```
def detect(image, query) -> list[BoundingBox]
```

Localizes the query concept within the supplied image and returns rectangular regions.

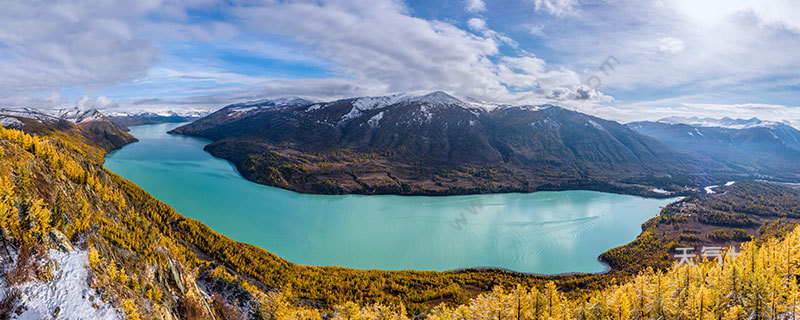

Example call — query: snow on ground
[585,120,607,132]
[724,181,736,186]
[0,108,60,124]
[402,91,462,106]
[10,249,120,320]
[341,91,500,123]
[651,188,670,194]
[227,106,260,117]
[704,185,719,194]
[0,117,24,128]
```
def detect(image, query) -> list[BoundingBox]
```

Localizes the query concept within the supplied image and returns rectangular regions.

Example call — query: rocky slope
[172,92,702,196]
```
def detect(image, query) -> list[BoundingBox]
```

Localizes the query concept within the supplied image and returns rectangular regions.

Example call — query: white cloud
[467,18,488,32]
[0,0,236,100]
[230,0,596,104]
[464,0,487,13]
[672,0,800,33]
[6,0,796,126]
[76,96,118,110]
[543,0,800,101]
[532,0,580,16]
[0,2,157,98]
[0,93,70,109]
[658,37,685,54]
[526,24,546,37]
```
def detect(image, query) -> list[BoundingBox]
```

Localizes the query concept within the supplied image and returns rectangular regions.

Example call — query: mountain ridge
[628,120,800,182]
[0,107,136,154]
[171,92,707,196]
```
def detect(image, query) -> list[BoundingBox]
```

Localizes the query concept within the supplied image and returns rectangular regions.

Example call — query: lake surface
[104,123,678,274]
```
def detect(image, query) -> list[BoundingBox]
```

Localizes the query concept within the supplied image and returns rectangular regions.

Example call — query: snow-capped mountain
[652,115,800,152]
[0,106,136,150]
[629,119,800,180]
[0,107,63,127]
[658,116,789,129]
[49,107,106,124]
[103,108,210,118]
[103,109,210,128]
[306,91,504,120]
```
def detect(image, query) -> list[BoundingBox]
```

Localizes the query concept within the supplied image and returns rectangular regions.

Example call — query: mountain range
[106,111,206,128]
[171,91,710,196]
[0,107,136,153]
[628,117,800,181]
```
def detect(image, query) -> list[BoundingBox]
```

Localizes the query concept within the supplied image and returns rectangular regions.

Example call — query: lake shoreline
[158,128,694,200]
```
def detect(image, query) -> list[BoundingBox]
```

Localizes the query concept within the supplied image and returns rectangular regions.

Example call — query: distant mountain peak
[0,107,62,125]
[51,107,105,124]
[229,96,315,109]
[401,91,463,105]
[657,116,783,129]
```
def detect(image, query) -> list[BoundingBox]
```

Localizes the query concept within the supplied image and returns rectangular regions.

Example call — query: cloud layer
[0,0,798,127]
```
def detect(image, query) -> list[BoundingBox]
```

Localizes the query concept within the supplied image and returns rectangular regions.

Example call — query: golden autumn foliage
[423,228,800,320]
[26,199,51,241]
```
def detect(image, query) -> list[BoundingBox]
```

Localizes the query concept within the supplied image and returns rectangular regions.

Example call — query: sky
[0,0,799,124]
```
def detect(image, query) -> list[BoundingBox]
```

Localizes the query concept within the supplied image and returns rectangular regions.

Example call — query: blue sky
[1,0,799,125]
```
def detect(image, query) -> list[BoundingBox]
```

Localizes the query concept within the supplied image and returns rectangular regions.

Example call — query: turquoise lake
[104,122,678,274]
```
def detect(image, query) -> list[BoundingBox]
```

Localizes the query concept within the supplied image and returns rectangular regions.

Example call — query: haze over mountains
[629,117,800,181]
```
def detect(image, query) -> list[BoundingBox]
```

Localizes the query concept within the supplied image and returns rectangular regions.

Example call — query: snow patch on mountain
[586,120,606,132]
[227,107,260,117]
[0,108,61,124]
[0,117,24,128]
[339,94,411,122]
[230,96,314,109]
[49,107,106,123]
[340,91,494,123]
[659,116,786,129]
[223,97,315,119]
[401,91,462,106]
[104,109,210,118]
[415,105,434,123]
[367,111,384,128]
[2,249,121,320]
